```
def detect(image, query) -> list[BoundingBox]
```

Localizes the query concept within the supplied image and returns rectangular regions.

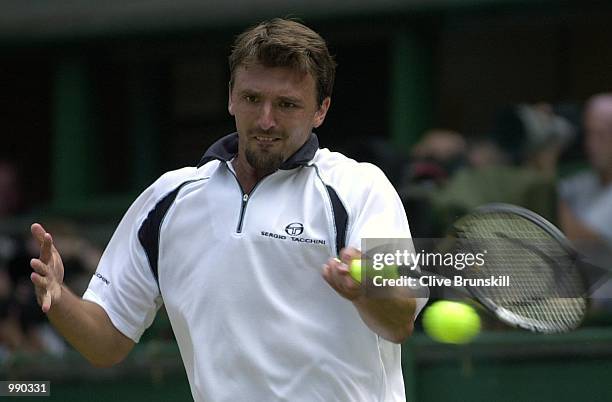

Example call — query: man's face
[584,104,612,175]
[229,64,330,174]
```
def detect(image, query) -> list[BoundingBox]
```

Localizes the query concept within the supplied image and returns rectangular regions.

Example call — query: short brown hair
[229,18,336,106]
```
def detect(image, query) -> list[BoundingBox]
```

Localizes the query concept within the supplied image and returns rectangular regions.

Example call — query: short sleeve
[345,164,412,247]
[83,183,165,342]
[344,164,427,318]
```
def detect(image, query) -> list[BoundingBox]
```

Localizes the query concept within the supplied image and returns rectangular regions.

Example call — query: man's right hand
[30,223,65,313]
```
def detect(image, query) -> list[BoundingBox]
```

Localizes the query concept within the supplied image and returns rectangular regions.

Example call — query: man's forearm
[47,286,134,367]
[352,293,416,343]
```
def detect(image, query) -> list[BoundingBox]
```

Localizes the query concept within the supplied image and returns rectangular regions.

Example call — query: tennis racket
[357,203,601,334]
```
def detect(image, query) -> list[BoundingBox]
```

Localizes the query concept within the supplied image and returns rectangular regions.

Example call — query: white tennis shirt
[84,133,424,401]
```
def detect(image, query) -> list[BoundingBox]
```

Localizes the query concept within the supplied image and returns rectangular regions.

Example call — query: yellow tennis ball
[422,301,481,344]
[349,259,362,283]
[349,259,399,284]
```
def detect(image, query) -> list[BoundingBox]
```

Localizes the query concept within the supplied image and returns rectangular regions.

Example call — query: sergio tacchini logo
[260,222,325,245]
[285,222,304,236]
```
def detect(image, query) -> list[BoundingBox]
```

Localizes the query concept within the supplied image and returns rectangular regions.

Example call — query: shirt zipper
[237,193,249,233]
[226,163,270,234]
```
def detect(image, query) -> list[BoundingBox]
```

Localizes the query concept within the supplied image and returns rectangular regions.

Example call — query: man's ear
[313,97,331,128]
[228,83,235,116]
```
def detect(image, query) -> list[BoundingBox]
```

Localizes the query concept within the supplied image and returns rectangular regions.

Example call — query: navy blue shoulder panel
[138,179,202,284]
[325,185,348,255]
[309,164,349,255]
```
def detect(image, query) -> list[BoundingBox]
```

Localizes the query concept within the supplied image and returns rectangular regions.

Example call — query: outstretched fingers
[30,270,46,286]
[30,223,60,313]
[30,270,53,312]
[31,223,55,263]
[30,257,48,276]
[40,233,54,263]
[31,223,46,243]
[41,290,52,313]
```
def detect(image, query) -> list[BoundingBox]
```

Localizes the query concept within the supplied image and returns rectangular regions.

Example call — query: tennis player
[29,18,425,401]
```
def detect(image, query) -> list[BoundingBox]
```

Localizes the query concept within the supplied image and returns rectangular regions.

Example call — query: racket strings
[452,212,587,333]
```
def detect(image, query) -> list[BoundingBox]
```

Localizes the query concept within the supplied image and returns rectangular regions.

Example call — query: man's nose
[257,102,276,131]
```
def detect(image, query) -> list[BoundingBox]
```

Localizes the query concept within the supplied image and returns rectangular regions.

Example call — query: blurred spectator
[492,102,576,178]
[399,129,468,237]
[429,103,576,231]
[407,129,467,186]
[558,94,612,245]
[558,94,612,317]
[466,138,508,169]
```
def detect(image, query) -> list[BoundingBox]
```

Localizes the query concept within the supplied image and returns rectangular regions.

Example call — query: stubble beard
[245,145,286,175]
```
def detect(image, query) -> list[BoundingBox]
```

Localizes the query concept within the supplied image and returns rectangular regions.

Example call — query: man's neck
[231,157,269,194]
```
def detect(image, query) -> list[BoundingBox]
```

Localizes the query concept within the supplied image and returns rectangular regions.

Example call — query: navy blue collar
[198,132,319,169]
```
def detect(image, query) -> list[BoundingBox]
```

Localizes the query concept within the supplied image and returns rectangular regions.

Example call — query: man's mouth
[254,136,281,143]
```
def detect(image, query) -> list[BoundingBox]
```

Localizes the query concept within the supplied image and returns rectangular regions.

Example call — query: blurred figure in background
[559,94,612,245]
[466,138,509,169]
[401,129,468,237]
[494,103,576,178]
[408,129,467,186]
[558,94,612,318]
[430,103,576,232]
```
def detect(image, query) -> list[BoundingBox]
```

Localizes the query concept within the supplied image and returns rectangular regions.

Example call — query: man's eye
[244,95,258,103]
[280,101,297,109]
